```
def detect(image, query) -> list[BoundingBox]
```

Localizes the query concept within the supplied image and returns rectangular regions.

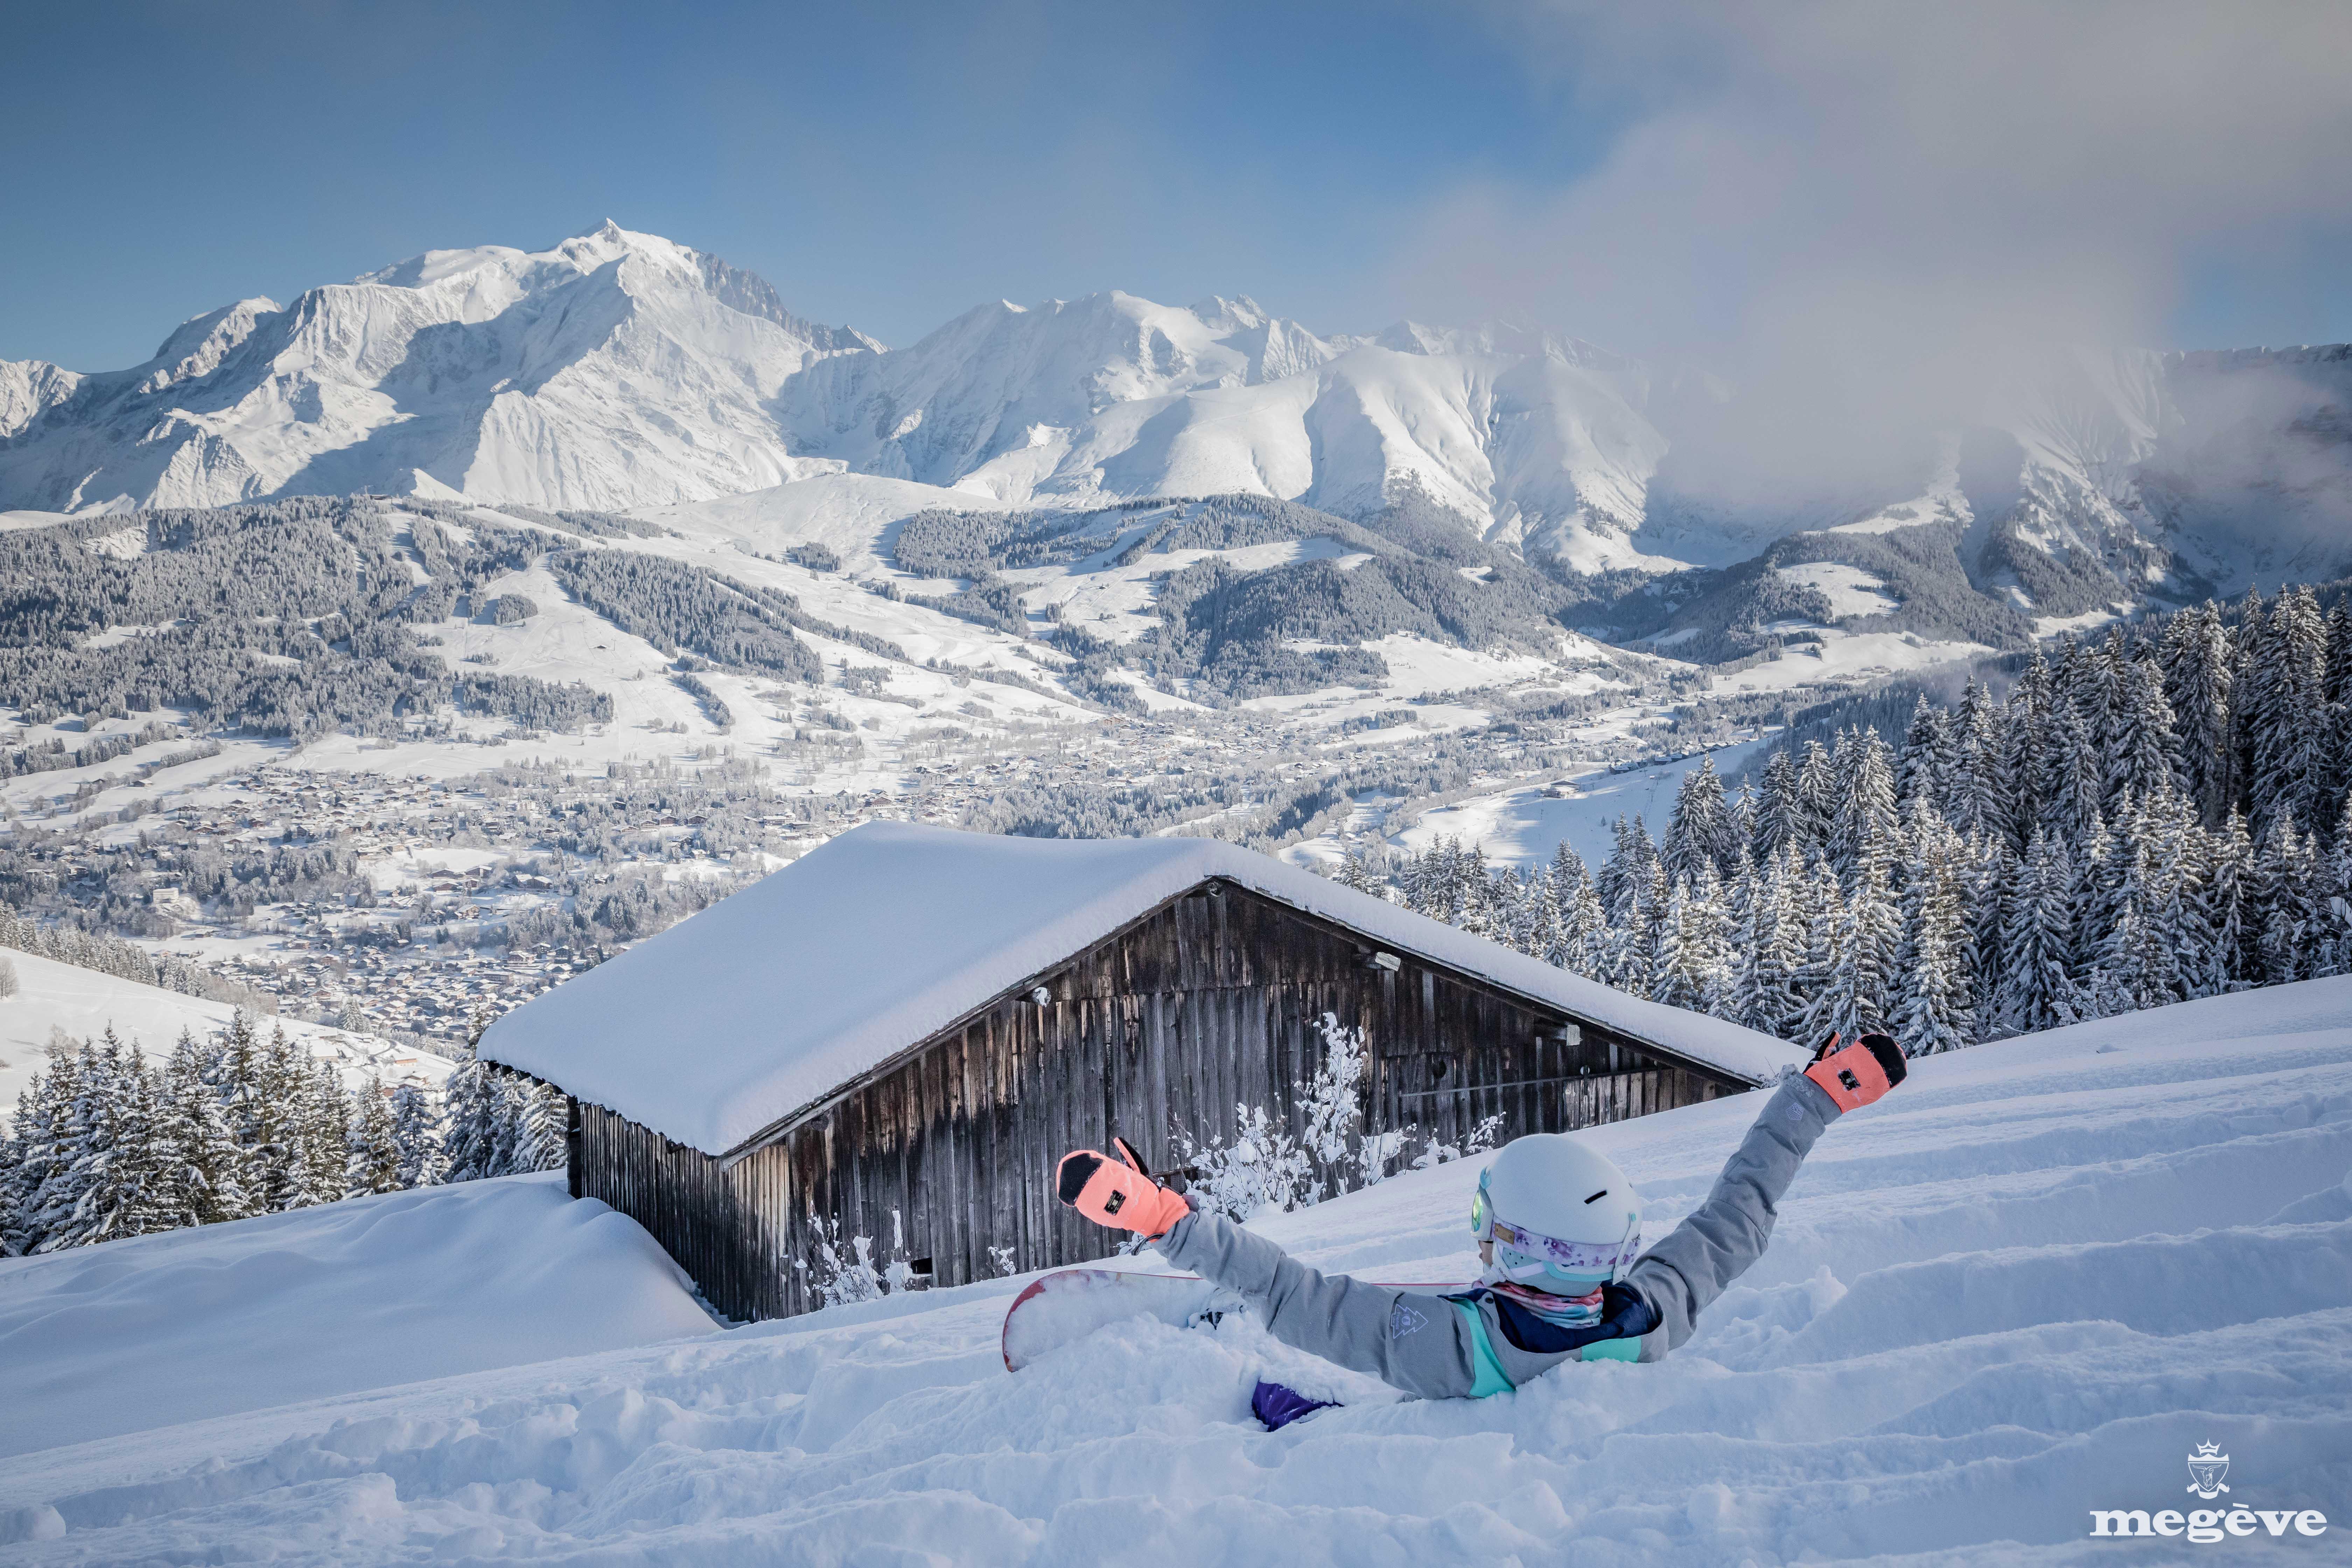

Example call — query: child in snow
[1055,1031,1906,1414]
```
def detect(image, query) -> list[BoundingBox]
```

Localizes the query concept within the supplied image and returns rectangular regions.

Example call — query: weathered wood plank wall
[573,882,1748,1323]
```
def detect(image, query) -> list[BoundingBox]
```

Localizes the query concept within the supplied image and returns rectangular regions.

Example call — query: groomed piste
[2,978,2348,1563]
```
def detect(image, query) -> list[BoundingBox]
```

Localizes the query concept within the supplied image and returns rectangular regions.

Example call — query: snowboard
[1001,1267,1466,1372]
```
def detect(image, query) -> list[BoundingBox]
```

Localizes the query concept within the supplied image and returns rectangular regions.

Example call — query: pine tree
[2243,587,2331,833]
[1662,756,1735,884]
[1896,696,1954,812]
[2107,656,2184,808]
[345,1079,402,1198]
[152,1029,247,1227]
[1896,804,1975,1054]
[1999,654,2052,850]
[2160,601,2235,826]
[1742,848,1808,1039]
[1752,747,1805,863]
[1994,830,2077,1036]
[1830,729,1899,882]
[2209,808,2258,992]
[1947,679,2005,840]
[1793,858,1848,1047]
[389,1083,447,1189]
[26,1042,101,1252]
[1792,740,1838,862]
[1330,849,1389,900]
[2039,702,2104,850]
[440,1058,505,1183]
[289,1057,353,1209]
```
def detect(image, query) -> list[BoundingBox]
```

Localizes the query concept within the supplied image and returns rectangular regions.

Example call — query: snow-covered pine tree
[1994,829,2076,1036]
[2209,808,2258,992]
[1946,679,2005,841]
[1,1054,79,1256]
[2242,587,2331,834]
[1999,654,2053,851]
[438,1058,504,1183]
[153,1029,247,1227]
[1331,849,1388,900]
[2249,812,2317,988]
[2038,702,2105,852]
[290,1056,353,1209]
[1741,848,1808,1040]
[2160,601,2235,826]
[1559,869,1611,982]
[24,1041,102,1252]
[1647,877,1693,1011]
[1662,756,1735,885]
[514,1080,569,1174]
[388,1082,446,1189]
[1791,740,1838,862]
[1831,729,1899,884]
[1894,803,1975,1053]
[1896,696,1954,812]
[1752,747,1805,863]
[2107,656,2184,808]
[345,1079,402,1198]
[1793,857,1847,1048]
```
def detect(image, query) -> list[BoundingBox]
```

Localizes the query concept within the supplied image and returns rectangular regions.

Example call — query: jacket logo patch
[1390,1300,1428,1338]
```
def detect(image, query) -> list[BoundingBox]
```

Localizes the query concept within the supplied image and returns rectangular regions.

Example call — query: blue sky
[4,2,2346,373]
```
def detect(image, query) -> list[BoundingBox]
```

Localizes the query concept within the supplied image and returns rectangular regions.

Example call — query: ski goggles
[1472,1173,1642,1278]
[1490,1219,1643,1279]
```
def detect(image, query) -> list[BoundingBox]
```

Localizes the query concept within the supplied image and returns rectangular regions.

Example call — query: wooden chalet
[481,822,1800,1322]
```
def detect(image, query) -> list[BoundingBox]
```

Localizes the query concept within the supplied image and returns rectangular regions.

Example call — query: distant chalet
[482,823,1800,1322]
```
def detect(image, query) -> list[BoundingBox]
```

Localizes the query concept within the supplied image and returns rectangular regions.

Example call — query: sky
[3,0,2348,384]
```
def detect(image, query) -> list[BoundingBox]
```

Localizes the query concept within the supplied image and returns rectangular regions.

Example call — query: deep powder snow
[1,979,2348,1562]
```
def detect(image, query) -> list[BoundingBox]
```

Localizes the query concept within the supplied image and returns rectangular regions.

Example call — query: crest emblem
[2186,1441,2230,1500]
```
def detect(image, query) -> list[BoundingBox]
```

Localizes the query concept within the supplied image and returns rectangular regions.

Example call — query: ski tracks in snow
[4,982,2351,1563]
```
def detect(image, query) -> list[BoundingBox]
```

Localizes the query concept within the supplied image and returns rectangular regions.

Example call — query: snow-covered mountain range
[5,222,2347,610]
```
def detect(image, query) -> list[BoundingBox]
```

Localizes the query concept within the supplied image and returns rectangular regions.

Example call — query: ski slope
[2,979,2348,1561]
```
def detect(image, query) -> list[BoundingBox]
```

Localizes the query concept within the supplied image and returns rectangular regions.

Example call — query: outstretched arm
[1155,1202,1484,1401]
[1054,1141,1482,1399]
[1628,1032,1904,1357]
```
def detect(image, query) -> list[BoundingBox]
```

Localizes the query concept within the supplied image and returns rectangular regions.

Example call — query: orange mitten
[1803,1031,1907,1112]
[1055,1137,1191,1238]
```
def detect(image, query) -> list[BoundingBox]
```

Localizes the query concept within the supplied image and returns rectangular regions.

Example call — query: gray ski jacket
[1154,1069,1841,1400]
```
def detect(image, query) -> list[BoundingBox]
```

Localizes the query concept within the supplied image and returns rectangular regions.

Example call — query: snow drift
[0,1172,712,1460]
[2,976,2347,1561]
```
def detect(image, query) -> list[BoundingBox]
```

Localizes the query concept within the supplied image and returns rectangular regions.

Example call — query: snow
[480,822,1801,1157]
[1391,741,1771,873]
[5,976,2349,1561]
[1772,561,1898,618]
[0,1172,714,1460]
[0,947,449,1124]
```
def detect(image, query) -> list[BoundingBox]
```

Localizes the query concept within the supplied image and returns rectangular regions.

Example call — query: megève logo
[2090,1442,2329,1543]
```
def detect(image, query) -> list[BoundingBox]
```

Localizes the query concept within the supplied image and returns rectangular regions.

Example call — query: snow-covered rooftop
[481,821,1804,1156]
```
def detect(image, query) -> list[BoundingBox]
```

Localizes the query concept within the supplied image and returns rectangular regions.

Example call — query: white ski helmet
[1471,1134,1642,1291]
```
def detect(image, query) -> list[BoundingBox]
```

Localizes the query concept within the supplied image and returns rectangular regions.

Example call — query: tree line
[0,1013,563,1258]
[1344,587,2352,1052]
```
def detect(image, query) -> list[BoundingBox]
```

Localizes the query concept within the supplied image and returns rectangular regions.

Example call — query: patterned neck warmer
[1483,1277,1606,1329]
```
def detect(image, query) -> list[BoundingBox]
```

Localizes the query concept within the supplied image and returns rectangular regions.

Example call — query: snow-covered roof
[481,822,1803,1157]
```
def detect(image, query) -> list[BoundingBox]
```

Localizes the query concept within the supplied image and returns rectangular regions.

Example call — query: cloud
[1393,1,2352,504]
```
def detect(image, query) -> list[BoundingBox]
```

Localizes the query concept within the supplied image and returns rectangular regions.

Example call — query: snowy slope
[0,1172,713,1460]
[4,977,2345,1561]
[0,947,452,1124]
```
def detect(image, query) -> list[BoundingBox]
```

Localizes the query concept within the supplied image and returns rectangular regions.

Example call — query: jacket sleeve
[1626,1069,1839,1359]
[1154,1202,1483,1400]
